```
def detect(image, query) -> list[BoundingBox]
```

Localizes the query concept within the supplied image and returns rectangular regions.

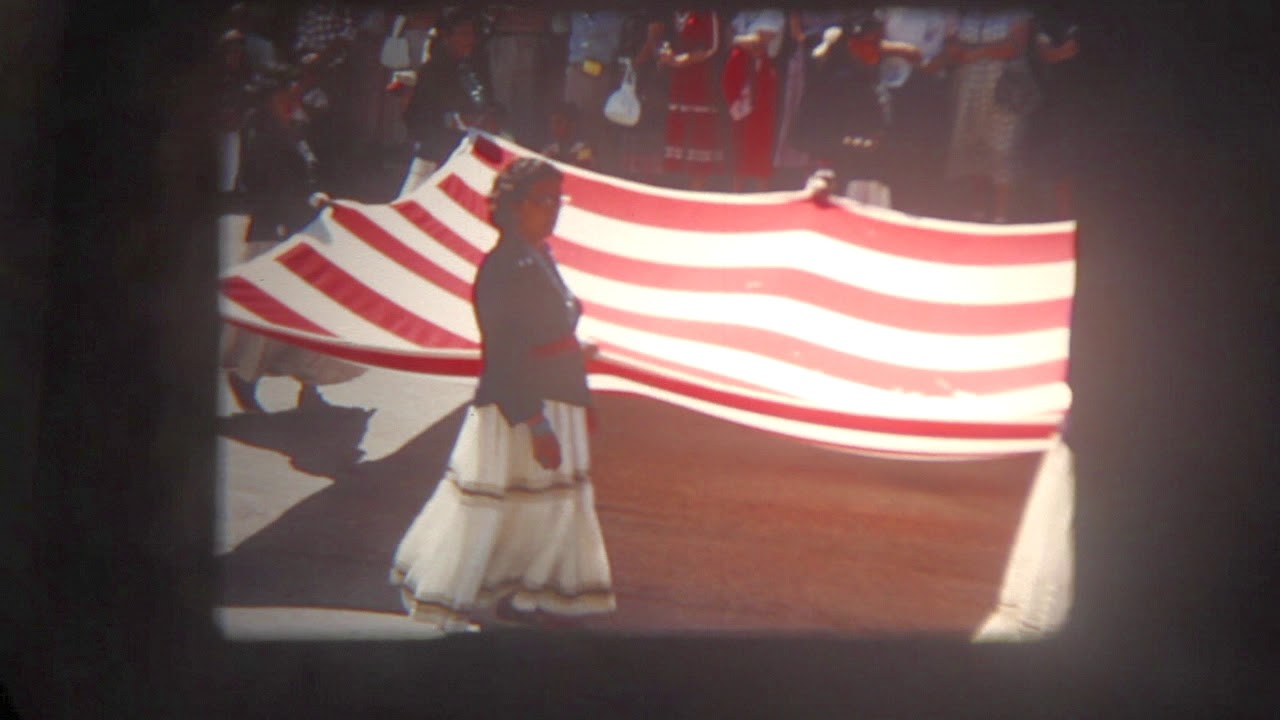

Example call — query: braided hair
[489,157,564,236]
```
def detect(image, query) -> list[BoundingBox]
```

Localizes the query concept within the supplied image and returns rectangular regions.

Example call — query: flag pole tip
[308,192,333,209]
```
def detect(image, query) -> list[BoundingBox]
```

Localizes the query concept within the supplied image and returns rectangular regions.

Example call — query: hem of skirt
[443,468,593,502]
[664,147,724,162]
[391,568,617,620]
[398,587,482,631]
[668,103,719,114]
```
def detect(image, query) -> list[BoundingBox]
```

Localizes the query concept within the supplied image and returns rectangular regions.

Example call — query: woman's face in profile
[515,176,563,244]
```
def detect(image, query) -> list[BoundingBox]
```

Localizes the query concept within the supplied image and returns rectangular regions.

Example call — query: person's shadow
[216,400,469,614]
[218,396,373,478]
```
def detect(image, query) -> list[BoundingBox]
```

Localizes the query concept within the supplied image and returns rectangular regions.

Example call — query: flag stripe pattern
[221,132,1076,460]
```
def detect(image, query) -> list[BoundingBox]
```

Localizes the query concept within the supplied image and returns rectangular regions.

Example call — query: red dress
[721,46,778,180]
[663,11,724,176]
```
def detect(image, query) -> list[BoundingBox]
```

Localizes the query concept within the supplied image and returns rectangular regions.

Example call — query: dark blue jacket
[472,237,592,425]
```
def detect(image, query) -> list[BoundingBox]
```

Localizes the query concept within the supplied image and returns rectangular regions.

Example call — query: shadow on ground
[216,401,468,614]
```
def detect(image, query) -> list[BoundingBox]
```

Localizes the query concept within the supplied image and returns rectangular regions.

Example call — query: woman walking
[659,9,724,190]
[943,8,1035,222]
[399,7,495,197]
[721,13,782,191]
[389,157,615,632]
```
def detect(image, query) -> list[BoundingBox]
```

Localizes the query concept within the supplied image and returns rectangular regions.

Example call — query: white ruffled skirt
[390,401,615,631]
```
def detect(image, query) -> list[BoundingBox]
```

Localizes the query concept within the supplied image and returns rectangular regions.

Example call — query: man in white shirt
[563,11,627,175]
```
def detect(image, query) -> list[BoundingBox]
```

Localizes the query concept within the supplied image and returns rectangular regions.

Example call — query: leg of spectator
[565,64,610,173]
[489,37,519,138]
[227,373,264,413]
[513,35,544,145]
[970,176,991,221]
[543,40,569,146]
[992,180,1011,223]
[1055,177,1074,219]
[590,70,619,174]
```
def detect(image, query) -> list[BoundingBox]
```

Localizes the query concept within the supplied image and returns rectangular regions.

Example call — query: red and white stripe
[221,132,1076,460]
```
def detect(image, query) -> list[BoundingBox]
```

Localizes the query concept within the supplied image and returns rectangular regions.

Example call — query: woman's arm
[525,412,562,470]
[992,18,1031,61]
[662,11,720,67]
[1036,33,1079,64]
[810,24,842,63]
[722,43,748,102]
[731,31,764,53]
[879,39,924,64]
[985,17,1032,61]
[635,20,665,64]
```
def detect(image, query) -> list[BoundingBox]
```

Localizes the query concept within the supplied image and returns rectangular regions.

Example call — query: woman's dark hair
[424,6,482,64]
[436,6,481,37]
[489,157,563,234]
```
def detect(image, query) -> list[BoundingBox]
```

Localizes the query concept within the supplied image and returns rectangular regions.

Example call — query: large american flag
[220,132,1075,460]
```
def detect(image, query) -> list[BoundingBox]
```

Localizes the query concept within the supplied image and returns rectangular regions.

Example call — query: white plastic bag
[603,59,640,127]
[380,15,411,70]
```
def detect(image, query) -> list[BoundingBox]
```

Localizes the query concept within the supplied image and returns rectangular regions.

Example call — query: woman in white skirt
[389,157,615,632]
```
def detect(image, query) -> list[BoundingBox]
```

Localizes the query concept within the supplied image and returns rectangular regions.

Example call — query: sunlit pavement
[213,605,446,641]
[215,369,474,556]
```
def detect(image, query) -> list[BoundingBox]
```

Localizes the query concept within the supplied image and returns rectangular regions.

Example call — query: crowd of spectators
[214,3,1083,243]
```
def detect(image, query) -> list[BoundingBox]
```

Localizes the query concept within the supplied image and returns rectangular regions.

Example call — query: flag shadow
[216,402,469,615]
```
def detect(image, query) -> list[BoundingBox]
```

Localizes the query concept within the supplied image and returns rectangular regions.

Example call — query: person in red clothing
[659,10,724,190]
[722,29,779,191]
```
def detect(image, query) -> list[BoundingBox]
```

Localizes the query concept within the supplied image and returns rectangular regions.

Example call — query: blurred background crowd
[214,3,1084,243]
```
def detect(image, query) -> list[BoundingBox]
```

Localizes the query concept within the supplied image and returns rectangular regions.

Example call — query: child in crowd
[539,101,596,169]
[479,101,516,141]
